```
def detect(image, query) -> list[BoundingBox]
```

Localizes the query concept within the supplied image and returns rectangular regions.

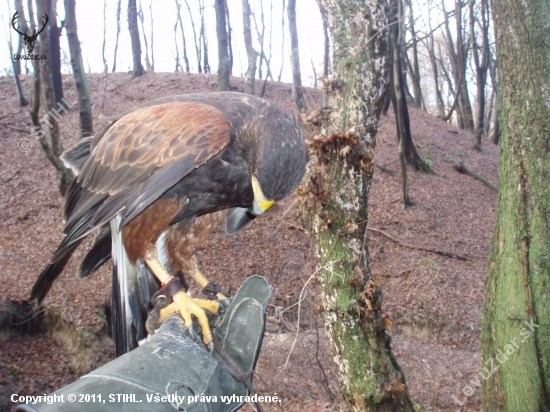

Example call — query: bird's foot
[158,290,220,350]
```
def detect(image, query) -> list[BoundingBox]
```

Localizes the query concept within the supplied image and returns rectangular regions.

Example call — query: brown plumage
[32,92,307,356]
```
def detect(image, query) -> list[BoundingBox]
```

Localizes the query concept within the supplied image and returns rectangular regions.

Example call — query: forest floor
[0,72,499,411]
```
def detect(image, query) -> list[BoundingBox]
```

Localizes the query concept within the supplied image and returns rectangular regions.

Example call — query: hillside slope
[0,72,498,411]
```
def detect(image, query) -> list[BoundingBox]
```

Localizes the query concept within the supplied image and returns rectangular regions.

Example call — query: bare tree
[128,0,145,76]
[225,1,233,74]
[488,55,499,144]
[423,20,446,118]
[34,0,73,194]
[316,0,330,105]
[175,0,190,72]
[112,0,121,72]
[403,0,423,109]
[184,0,201,72]
[242,0,257,94]
[13,0,26,75]
[102,0,108,73]
[389,0,433,199]
[469,0,490,150]
[48,0,63,105]
[442,0,474,131]
[138,0,152,71]
[287,0,306,112]
[277,0,286,82]
[390,0,411,207]
[259,0,274,97]
[214,0,230,90]
[173,20,182,72]
[198,0,210,73]
[64,0,93,137]
[149,0,154,71]
[252,0,266,80]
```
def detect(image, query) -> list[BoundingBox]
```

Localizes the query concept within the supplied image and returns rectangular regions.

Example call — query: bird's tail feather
[31,240,83,304]
[110,215,156,357]
[78,225,112,278]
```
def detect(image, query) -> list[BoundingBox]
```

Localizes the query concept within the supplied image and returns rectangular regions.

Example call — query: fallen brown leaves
[0,73,498,411]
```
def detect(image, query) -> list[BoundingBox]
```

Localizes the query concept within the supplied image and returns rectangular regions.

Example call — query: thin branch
[453,162,498,192]
[367,227,471,260]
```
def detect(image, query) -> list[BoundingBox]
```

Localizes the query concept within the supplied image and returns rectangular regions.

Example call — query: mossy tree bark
[301,0,413,410]
[480,0,550,409]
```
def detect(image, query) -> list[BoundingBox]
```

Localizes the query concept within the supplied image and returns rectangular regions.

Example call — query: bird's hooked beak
[250,175,274,215]
[225,176,274,235]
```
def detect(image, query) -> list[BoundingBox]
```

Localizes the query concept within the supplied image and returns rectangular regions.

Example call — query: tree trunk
[316,0,330,106]
[175,0,190,72]
[404,0,422,109]
[149,0,154,71]
[479,0,550,408]
[102,0,108,73]
[138,0,152,71]
[48,0,63,105]
[225,1,233,75]
[242,0,258,94]
[173,21,182,72]
[35,0,73,195]
[389,0,433,175]
[302,1,414,410]
[112,0,122,72]
[184,0,201,72]
[64,0,94,137]
[287,0,306,112]
[425,29,445,118]
[215,0,230,91]
[470,0,490,151]
[13,0,25,75]
[390,0,410,207]
[442,0,475,132]
[128,0,145,77]
[277,0,286,82]
[252,0,266,80]
[199,0,210,73]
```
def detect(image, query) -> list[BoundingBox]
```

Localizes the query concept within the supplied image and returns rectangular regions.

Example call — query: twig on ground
[367,226,471,261]
[2,124,30,133]
[376,163,396,177]
[453,162,498,192]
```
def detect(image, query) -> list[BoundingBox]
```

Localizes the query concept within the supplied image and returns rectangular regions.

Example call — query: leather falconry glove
[15,276,273,412]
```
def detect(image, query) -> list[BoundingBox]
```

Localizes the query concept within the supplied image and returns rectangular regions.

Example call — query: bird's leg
[188,269,227,299]
[145,257,219,348]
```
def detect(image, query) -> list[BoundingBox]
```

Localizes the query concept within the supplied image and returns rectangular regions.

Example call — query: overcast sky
[0,0,325,87]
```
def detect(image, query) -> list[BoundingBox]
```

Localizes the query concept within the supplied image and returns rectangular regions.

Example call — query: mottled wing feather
[63,102,231,247]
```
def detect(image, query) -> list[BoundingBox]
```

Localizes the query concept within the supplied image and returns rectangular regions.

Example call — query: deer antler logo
[12,11,49,54]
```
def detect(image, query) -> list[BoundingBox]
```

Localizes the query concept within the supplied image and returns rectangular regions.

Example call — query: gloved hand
[15,276,273,412]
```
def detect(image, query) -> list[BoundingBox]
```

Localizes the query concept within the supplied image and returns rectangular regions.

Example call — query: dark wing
[60,102,231,253]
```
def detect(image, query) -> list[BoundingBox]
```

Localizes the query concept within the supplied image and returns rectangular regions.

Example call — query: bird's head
[250,105,306,215]
[226,104,306,235]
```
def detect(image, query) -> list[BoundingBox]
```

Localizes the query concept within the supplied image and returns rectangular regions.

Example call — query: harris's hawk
[32,92,307,356]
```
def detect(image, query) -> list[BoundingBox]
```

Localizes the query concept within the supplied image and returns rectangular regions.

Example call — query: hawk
[32,92,307,356]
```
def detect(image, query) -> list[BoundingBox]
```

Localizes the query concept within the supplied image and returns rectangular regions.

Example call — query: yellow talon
[158,290,219,346]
